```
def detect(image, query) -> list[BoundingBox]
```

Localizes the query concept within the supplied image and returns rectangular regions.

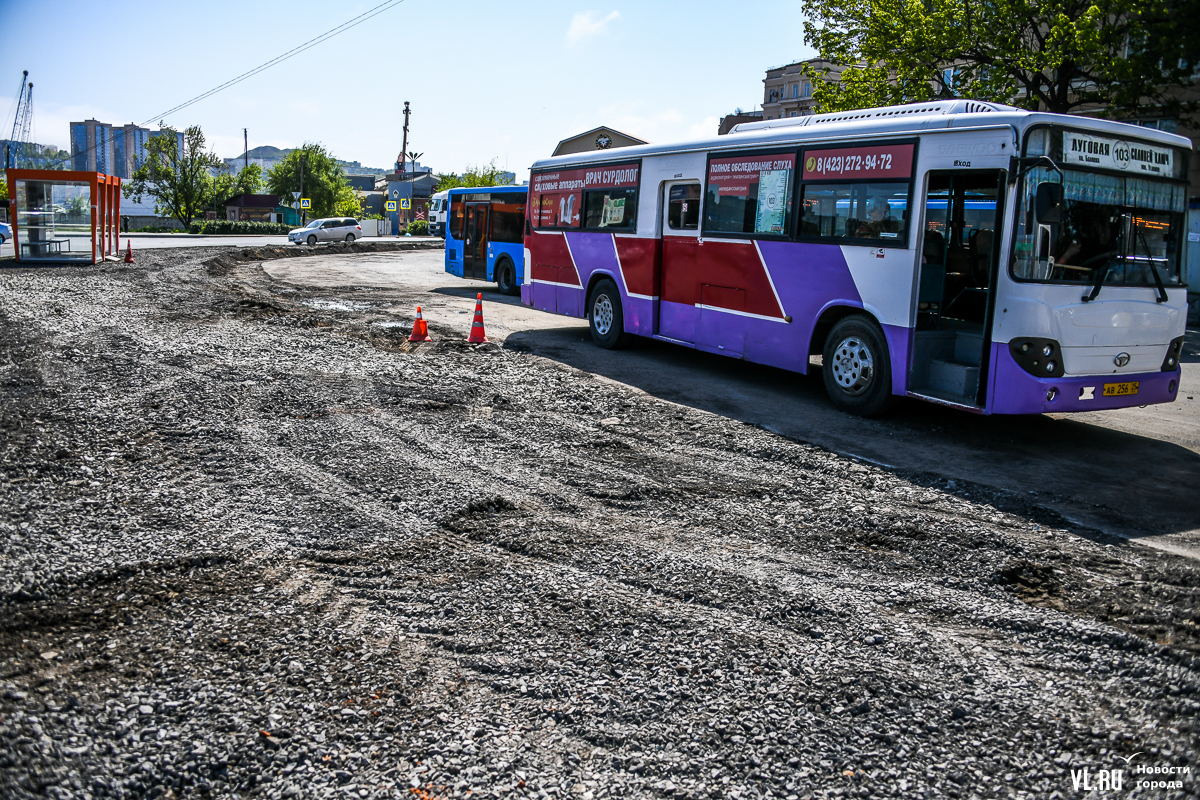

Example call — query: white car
[0,221,10,245]
[288,217,361,245]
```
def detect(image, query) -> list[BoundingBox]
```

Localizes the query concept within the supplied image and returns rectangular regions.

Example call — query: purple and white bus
[521,101,1190,416]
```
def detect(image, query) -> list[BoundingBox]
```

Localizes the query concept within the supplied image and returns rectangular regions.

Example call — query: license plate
[1103,382,1139,397]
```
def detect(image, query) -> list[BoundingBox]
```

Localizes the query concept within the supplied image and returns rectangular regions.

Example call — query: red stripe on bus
[528,233,581,286]
[661,239,783,318]
[613,237,660,297]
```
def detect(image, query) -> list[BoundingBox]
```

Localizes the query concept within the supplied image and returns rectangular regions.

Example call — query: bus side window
[667,184,700,230]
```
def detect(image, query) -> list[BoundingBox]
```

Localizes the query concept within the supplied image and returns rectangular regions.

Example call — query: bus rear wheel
[495,259,519,296]
[588,279,632,350]
[822,315,896,417]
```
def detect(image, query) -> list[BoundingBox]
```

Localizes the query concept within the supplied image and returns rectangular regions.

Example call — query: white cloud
[566,10,621,44]
[688,116,721,139]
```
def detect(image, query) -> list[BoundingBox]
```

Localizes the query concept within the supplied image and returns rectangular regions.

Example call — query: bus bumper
[989,343,1180,414]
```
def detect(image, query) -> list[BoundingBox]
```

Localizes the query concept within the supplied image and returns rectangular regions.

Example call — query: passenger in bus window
[856,196,901,238]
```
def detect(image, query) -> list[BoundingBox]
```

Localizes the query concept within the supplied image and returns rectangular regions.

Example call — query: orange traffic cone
[123,240,134,263]
[408,306,433,342]
[467,293,489,343]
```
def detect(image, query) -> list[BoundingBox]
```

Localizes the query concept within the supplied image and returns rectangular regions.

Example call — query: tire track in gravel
[2,249,1197,800]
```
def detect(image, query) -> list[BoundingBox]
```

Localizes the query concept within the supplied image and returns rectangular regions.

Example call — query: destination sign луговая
[1063,132,1173,176]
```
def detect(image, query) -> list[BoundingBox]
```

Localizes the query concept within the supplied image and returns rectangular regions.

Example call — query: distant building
[384,170,439,231]
[70,120,113,174]
[552,126,646,156]
[71,120,181,178]
[762,59,844,121]
[224,193,280,223]
[345,175,376,191]
[718,110,763,135]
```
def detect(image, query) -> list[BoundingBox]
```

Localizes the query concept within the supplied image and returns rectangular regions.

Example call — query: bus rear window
[704,152,795,236]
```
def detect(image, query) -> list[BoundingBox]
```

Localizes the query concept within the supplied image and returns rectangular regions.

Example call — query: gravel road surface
[1,243,1196,800]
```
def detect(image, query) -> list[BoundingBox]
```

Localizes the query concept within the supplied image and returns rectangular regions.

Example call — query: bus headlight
[1161,336,1184,371]
[1009,338,1065,378]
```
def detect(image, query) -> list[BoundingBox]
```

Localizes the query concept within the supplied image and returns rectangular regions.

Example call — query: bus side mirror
[1034,183,1064,225]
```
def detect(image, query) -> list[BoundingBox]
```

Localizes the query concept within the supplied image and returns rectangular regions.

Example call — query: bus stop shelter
[5,169,121,264]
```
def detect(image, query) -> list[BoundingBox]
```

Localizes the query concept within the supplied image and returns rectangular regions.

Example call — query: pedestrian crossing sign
[300,198,311,209]
[400,199,411,210]
[385,200,397,211]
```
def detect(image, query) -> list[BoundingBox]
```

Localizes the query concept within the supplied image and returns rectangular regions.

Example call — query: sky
[0,0,815,182]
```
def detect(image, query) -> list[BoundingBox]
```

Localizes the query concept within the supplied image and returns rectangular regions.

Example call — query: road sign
[300,198,311,209]
[292,201,300,210]
[385,200,397,211]
[291,191,301,200]
[400,198,411,210]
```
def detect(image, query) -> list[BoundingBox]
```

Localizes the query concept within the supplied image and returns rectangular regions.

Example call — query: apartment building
[69,121,182,178]
[762,59,844,120]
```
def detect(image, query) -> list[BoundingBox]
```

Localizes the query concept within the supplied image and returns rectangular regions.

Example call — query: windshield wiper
[1081,260,1111,303]
[1082,223,1120,303]
[1134,222,1170,304]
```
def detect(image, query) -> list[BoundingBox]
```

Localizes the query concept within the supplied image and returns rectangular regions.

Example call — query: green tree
[433,160,514,192]
[124,124,223,228]
[333,181,362,217]
[802,0,1199,120]
[265,143,350,218]
[231,163,264,196]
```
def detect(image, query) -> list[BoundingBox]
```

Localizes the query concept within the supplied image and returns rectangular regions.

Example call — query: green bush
[188,220,292,235]
[406,220,429,236]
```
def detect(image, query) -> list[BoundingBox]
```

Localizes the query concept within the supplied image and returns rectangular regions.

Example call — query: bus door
[910,170,1005,407]
[463,202,490,280]
[657,181,702,341]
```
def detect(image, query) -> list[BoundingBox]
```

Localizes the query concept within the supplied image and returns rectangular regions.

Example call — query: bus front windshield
[1012,167,1187,289]
[1013,167,1186,287]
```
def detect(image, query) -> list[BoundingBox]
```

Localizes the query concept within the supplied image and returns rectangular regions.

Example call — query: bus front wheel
[822,315,896,417]
[588,279,632,350]
[495,259,519,296]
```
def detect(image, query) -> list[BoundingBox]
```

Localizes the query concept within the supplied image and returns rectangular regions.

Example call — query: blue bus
[444,185,527,295]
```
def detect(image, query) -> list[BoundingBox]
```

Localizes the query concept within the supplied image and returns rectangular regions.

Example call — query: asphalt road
[265,249,1200,559]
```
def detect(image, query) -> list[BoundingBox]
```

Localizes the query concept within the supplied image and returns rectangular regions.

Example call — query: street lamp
[406,151,423,228]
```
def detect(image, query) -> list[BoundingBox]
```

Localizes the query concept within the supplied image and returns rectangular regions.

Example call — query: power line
[140,0,408,126]
[38,0,408,171]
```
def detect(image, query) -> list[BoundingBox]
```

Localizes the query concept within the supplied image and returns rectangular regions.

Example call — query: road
[0,233,430,260]
[265,248,1200,558]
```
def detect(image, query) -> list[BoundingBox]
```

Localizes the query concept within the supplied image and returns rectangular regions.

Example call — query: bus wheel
[495,259,519,296]
[588,279,632,350]
[822,315,896,417]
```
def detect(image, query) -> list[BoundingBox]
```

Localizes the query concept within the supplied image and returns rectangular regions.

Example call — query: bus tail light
[1161,336,1184,371]
[1009,338,1065,378]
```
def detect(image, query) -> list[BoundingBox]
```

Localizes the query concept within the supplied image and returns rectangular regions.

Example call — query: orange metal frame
[5,169,121,264]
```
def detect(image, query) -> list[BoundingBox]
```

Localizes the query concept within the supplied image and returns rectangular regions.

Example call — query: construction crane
[6,71,33,170]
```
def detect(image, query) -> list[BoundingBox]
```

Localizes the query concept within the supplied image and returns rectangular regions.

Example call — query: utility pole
[299,154,305,226]
[398,101,410,235]
[244,129,248,172]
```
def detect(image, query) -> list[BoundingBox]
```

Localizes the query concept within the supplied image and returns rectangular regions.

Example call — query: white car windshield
[305,220,322,229]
